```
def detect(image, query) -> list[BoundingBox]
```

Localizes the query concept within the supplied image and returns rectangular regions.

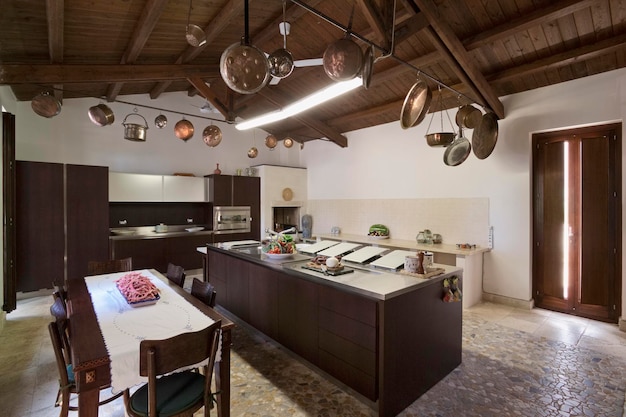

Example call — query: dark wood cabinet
[206,174,261,240]
[110,234,212,273]
[16,162,108,291]
[204,247,463,417]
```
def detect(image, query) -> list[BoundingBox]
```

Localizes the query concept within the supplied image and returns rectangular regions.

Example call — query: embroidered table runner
[85,269,217,393]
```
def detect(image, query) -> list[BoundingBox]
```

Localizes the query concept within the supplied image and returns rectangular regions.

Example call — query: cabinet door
[277,273,319,365]
[248,263,278,339]
[16,161,64,291]
[234,176,261,240]
[167,235,213,272]
[226,257,250,321]
[207,250,227,307]
[110,238,168,272]
[163,176,205,202]
[66,165,109,282]
[208,174,232,205]
[109,172,163,202]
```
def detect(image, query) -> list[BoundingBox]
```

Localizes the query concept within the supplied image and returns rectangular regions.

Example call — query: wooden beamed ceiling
[1,0,625,147]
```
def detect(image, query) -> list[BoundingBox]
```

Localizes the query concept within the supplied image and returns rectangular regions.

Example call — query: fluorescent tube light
[236,77,362,130]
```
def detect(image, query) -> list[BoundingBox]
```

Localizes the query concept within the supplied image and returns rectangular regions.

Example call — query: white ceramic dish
[368,235,389,239]
[185,227,204,232]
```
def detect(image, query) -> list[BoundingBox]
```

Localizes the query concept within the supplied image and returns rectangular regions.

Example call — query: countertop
[199,243,463,301]
[315,233,490,256]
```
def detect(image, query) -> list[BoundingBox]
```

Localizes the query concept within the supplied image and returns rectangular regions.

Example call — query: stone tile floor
[2,287,625,417]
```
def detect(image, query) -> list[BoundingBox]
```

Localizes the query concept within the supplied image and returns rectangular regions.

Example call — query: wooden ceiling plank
[355,0,387,45]
[464,0,595,51]
[0,64,219,84]
[413,0,504,118]
[107,0,169,101]
[187,76,232,121]
[489,32,626,84]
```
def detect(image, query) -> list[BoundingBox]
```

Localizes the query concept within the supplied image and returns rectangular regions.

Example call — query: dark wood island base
[203,245,462,417]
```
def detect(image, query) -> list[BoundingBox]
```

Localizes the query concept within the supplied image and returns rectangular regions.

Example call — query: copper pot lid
[203,125,222,147]
[265,134,278,149]
[472,112,499,159]
[323,38,363,82]
[220,42,270,94]
[400,79,432,129]
[31,92,61,118]
[174,119,194,141]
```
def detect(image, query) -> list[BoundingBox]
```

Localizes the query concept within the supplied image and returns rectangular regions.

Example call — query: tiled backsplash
[305,198,489,246]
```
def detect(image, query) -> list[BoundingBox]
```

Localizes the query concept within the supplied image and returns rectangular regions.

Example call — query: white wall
[301,68,626,320]
[3,68,626,323]
[12,92,301,175]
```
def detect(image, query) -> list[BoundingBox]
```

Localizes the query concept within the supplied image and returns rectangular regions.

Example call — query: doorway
[532,123,621,323]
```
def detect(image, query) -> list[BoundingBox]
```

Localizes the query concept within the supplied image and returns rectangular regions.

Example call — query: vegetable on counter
[262,233,296,254]
[368,224,389,236]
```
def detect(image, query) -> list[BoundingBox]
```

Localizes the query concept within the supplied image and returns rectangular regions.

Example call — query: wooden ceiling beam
[256,88,348,147]
[46,0,64,103]
[412,0,504,119]
[0,64,219,84]
[187,76,233,121]
[107,0,169,101]
[355,0,388,46]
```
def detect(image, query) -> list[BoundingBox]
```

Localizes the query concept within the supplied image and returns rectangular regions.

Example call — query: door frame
[532,122,622,323]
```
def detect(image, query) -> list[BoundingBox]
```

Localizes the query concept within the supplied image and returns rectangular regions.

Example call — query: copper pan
[472,112,499,159]
[361,46,374,89]
[400,79,432,129]
[455,104,482,129]
[31,92,61,118]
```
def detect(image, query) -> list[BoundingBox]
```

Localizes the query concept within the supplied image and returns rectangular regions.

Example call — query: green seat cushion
[66,364,75,384]
[130,371,205,417]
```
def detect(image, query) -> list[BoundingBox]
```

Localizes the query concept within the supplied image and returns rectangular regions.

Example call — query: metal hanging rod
[288,0,476,104]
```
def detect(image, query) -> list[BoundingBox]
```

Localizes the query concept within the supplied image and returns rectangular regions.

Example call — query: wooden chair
[50,297,71,366]
[191,278,217,308]
[123,320,222,417]
[87,257,132,275]
[166,263,186,287]
[48,321,123,417]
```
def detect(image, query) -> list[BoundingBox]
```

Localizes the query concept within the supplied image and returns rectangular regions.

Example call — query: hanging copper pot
[88,104,115,126]
[472,112,499,159]
[247,146,258,158]
[322,5,362,82]
[174,119,194,141]
[203,125,222,147]
[455,104,482,129]
[284,137,294,148]
[31,92,61,118]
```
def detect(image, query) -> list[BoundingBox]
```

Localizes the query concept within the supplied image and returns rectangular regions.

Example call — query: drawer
[318,285,377,326]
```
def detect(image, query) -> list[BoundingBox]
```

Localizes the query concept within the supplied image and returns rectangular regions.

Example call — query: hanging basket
[424,86,455,147]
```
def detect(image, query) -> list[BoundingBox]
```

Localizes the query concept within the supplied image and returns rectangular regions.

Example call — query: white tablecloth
[85,269,218,393]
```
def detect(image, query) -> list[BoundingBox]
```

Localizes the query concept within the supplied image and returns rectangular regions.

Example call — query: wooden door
[532,124,621,322]
[16,161,65,292]
[2,112,17,312]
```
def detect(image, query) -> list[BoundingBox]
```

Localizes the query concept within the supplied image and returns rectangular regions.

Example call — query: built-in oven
[213,206,251,234]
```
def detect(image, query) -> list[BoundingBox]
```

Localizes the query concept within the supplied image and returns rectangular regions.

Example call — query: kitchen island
[199,243,463,417]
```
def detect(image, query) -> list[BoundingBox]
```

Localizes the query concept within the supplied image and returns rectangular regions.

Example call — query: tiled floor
[2,289,625,417]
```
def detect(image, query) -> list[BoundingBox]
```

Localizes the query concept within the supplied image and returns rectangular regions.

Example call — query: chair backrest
[50,297,72,364]
[139,320,221,416]
[191,278,217,308]
[87,257,133,275]
[166,263,185,287]
[48,321,72,388]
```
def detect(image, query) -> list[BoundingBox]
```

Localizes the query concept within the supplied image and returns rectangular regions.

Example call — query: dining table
[66,268,234,417]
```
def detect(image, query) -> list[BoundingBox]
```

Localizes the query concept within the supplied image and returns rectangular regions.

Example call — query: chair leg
[59,388,70,417]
